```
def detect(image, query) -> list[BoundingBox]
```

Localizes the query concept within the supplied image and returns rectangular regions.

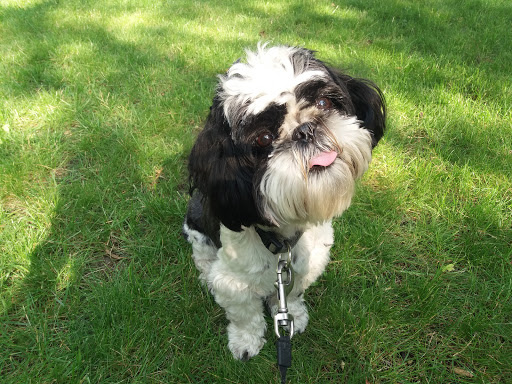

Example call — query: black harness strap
[255,227,303,254]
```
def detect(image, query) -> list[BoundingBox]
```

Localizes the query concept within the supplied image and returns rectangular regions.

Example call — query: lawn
[1,0,511,383]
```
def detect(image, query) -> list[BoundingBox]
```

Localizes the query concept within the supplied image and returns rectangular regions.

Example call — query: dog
[183,44,385,360]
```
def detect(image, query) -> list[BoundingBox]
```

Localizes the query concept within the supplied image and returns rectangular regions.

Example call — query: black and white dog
[183,44,385,360]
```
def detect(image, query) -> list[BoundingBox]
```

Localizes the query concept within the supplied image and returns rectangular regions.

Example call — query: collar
[255,227,303,254]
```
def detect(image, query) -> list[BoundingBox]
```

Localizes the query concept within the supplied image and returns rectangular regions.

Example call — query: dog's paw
[227,323,266,360]
[291,301,309,334]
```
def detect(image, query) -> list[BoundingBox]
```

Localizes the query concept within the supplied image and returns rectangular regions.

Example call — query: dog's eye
[255,131,274,148]
[315,97,332,110]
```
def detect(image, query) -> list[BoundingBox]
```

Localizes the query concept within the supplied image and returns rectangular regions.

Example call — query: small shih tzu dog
[183,44,385,360]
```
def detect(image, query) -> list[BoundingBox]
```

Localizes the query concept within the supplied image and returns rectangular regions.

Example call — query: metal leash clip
[274,243,294,338]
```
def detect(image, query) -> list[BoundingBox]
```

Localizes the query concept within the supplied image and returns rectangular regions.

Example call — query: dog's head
[189,44,385,231]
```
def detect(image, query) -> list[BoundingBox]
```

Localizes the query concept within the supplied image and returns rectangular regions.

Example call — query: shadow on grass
[1,1,196,381]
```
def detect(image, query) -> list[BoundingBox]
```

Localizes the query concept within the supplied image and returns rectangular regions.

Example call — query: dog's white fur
[220,45,328,125]
[260,115,372,225]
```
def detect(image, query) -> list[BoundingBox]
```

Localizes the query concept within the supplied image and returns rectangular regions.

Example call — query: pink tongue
[309,151,337,168]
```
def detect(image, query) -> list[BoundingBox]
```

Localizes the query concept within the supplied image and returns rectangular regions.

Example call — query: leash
[274,243,294,384]
[255,228,301,383]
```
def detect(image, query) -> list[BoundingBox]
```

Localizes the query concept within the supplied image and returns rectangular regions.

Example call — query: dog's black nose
[292,123,315,142]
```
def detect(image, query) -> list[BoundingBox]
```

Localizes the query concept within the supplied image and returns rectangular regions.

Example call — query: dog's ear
[328,69,386,147]
[188,97,260,232]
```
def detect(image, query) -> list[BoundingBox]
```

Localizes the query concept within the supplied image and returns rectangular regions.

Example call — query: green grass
[1,0,511,382]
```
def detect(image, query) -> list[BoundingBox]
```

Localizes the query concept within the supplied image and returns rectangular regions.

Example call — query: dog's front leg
[207,225,275,360]
[208,258,268,360]
[222,292,266,360]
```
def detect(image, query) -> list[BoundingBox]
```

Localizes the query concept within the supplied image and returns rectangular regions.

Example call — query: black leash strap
[276,334,292,383]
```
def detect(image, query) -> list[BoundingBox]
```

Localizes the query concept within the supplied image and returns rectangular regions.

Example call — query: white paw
[227,323,266,360]
[290,301,309,334]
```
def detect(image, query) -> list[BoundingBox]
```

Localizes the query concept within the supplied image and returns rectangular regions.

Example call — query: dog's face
[189,45,385,231]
